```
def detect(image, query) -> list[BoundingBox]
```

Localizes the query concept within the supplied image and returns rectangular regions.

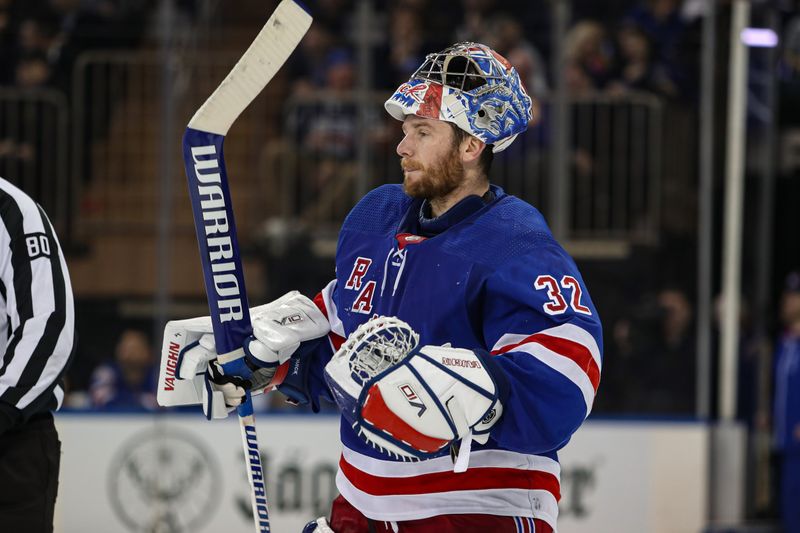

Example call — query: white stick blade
[188,0,312,135]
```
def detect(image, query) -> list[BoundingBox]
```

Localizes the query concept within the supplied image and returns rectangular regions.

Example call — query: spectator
[454,0,498,43]
[0,0,17,84]
[779,14,800,127]
[289,48,360,161]
[564,20,616,92]
[383,5,428,88]
[572,0,637,24]
[288,23,336,95]
[646,287,696,413]
[485,13,548,96]
[291,49,387,175]
[773,272,800,533]
[564,60,596,97]
[313,0,355,36]
[624,0,692,97]
[14,50,51,87]
[48,0,149,90]
[610,286,696,413]
[625,0,686,69]
[267,47,387,224]
[606,20,678,98]
[17,11,61,60]
[89,329,157,411]
[374,2,453,90]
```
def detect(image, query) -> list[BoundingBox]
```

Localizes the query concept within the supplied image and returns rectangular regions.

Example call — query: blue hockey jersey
[774,333,800,453]
[305,184,603,529]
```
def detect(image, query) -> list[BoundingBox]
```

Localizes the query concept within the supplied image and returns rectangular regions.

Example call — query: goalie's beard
[401,147,464,201]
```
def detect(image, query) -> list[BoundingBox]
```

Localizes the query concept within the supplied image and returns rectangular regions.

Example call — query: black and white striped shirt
[0,177,75,435]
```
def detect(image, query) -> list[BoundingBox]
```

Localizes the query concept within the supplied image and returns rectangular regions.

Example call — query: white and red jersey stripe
[490,323,601,416]
[336,445,561,531]
[314,279,346,351]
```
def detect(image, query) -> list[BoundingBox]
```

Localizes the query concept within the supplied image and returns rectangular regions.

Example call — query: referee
[0,177,75,533]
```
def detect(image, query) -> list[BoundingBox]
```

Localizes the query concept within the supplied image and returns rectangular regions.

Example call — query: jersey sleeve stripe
[315,279,346,350]
[492,333,600,393]
[491,323,601,370]
[499,341,596,414]
[321,279,346,337]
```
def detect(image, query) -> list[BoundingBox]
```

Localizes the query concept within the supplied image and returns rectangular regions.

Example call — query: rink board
[54,414,709,533]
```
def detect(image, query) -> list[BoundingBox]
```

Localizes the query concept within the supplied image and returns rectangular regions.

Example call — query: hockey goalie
[159,42,602,533]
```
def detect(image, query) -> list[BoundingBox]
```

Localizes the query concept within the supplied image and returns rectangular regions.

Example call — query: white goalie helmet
[384,42,534,153]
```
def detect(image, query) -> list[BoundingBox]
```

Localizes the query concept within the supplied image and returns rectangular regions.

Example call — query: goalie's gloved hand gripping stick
[180,1,312,531]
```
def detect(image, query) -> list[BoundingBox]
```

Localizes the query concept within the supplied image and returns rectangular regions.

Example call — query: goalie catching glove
[159,291,330,419]
[324,317,508,466]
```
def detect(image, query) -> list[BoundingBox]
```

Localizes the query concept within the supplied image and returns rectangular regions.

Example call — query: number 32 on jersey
[534,275,592,316]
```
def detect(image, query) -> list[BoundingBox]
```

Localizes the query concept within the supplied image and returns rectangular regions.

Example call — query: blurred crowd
[0,0,790,421]
[0,0,796,436]
[272,0,699,199]
[283,0,698,99]
[262,0,703,278]
[0,0,157,91]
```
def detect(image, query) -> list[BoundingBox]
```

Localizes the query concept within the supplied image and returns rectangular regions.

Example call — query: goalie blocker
[157,291,330,419]
[324,317,509,467]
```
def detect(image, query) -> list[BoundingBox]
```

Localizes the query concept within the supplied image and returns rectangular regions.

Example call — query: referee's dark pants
[0,412,61,533]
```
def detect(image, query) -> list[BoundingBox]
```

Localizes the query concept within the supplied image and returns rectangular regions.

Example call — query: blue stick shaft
[183,127,271,532]
[183,128,251,353]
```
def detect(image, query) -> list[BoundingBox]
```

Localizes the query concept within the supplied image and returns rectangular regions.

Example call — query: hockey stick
[181,2,312,531]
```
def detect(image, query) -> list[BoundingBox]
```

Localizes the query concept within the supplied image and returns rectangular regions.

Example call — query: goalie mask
[384,42,533,153]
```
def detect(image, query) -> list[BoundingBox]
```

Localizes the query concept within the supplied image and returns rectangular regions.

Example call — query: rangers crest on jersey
[345,257,376,314]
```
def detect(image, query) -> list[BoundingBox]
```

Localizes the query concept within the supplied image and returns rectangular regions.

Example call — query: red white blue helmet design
[384,42,533,153]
